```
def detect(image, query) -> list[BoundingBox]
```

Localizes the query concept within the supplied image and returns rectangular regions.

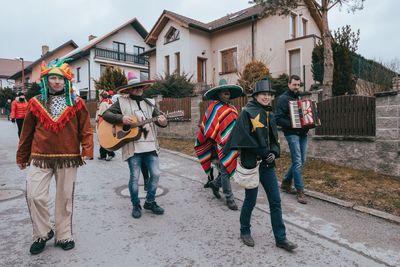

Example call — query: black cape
[224,100,280,168]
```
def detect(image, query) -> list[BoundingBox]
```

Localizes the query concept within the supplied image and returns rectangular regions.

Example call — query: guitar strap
[143,98,165,115]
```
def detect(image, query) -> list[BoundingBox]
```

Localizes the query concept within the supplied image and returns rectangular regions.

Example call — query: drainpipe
[251,15,255,61]
[83,57,91,100]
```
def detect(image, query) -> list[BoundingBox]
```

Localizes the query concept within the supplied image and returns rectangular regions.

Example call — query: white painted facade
[148,4,321,91]
[66,23,150,100]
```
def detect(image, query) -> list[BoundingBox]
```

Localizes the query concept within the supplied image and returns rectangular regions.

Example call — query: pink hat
[116,71,155,94]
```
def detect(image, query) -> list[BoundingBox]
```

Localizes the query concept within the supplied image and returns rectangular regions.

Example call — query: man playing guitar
[102,73,167,219]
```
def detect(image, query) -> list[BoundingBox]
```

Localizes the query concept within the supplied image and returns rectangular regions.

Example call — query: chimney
[88,35,97,41]
[42,45,49,56]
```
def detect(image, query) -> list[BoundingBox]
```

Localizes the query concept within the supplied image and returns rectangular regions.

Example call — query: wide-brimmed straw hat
[116,72,155,94]
[204,79,243,100]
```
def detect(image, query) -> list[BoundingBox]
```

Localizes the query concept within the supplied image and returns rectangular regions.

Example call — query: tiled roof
[146,2,322,44]
[0,58,33,78]
[8,40,78,79]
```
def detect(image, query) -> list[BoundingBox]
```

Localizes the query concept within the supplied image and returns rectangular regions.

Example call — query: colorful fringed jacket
[194,100,239,177]
[17,95,93,169]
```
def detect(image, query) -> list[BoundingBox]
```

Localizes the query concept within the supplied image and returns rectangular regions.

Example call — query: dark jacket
[275,89,309,135]
[224,100,280,169]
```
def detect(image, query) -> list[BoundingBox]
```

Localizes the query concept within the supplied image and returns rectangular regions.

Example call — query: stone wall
[156,92,400,177]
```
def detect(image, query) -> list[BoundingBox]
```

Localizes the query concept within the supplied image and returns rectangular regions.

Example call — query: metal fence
[315,95,376,136]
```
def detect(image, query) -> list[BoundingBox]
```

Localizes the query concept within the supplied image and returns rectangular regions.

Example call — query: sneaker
[240,234,255,247]
[226,199,238,210]
[143,201,164,215]
[97,156,106,160]
[280,180,297,194]
[132,204,142,219]
[209,182,221,199]
[276,239,298,251]
[296,189,308,204]
[29,229,54,255]
[56,239,75,251]
[105,155,114,161]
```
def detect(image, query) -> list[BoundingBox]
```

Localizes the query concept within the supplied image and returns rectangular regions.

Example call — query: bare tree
[249,0,364,99]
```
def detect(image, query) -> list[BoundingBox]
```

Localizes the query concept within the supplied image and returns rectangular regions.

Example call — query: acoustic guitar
[97,110,184,151]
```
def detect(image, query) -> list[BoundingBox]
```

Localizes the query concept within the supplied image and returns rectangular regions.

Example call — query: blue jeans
[127,151,160,206]
[283,133,308,190]
[240,163,286,242]
[212,161,234,201]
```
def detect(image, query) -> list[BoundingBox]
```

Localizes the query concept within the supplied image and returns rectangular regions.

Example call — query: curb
[161,148,400,225]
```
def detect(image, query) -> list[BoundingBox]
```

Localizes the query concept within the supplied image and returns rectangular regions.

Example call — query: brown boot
[280,180,297,194]
[296,189,307,204]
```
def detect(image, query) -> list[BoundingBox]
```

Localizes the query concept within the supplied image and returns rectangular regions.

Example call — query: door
[197,57,207,83]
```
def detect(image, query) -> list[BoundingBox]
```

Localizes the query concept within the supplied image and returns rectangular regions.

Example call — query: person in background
[5,98,12,120]
[275,75,308,204]
[11,92,28,137]
[96,90,116,161]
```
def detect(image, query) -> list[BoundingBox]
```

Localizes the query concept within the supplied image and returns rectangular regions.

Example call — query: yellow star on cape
[250,114,264,132]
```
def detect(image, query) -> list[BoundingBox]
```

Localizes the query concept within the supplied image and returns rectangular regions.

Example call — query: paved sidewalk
[0,119,399,266]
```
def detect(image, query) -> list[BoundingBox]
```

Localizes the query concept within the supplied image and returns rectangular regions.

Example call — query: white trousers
[26,165,77,241]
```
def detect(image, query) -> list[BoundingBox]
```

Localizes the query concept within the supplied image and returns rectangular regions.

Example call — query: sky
[1,0,398,64]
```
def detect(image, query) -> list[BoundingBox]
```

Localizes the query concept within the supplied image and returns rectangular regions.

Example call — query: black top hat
[252,78,276,96]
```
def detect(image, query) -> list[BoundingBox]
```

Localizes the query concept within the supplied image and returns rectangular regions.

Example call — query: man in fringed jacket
[17,59,93,255]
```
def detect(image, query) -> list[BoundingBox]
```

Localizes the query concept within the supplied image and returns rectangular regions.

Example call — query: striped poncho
[194,101,239,177]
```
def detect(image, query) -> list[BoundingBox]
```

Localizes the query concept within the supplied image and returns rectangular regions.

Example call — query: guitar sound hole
[122,125,131,131]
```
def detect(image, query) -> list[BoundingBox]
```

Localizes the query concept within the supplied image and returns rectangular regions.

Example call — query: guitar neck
[131,117,159,127]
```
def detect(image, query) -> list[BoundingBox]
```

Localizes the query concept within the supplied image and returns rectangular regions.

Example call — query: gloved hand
[11,118,15,123]
[265,153,275,164]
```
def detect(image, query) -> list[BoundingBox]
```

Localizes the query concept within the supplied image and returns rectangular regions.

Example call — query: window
[175,52,180,74]
[221,47,237,74]
[140,71,149,81]
[165,55,170,75]
[113,41,126,60]
[164,27,180,44]
[302,18,308,36]
[289,49,301,77]
[76,67,81,82]
[290,13,297,39]
[133,45,145,64]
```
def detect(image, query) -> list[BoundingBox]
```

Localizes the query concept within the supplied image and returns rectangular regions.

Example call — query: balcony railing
[94,47,148,66]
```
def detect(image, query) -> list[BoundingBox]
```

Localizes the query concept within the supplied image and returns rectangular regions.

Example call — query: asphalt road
[0,119,399,267]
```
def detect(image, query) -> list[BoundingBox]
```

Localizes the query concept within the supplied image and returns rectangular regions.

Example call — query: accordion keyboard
[289,101,302,128]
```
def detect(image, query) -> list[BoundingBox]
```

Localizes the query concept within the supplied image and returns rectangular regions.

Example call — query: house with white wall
[145,1,322,91]
[63,18,151,100]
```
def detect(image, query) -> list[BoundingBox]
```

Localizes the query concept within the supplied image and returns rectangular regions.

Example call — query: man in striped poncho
[194,79,243,210]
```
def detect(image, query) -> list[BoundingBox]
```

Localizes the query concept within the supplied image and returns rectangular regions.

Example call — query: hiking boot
[240,234,255,247]
[56,239,75,251]
[29,229,54,255]
[226,199,238,210]
[296,189,308,204]
[97,156,106,160]
[276,239,298,251]
[209,182,221,199]
[105,155,114,161]
[143,201,164,215]
[132,204,142,218]
[280,180,297,194]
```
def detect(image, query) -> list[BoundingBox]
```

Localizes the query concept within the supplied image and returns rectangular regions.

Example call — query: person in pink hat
[102,72,167,219]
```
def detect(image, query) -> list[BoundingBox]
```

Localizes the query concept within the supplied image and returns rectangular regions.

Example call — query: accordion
[289,100,321,129]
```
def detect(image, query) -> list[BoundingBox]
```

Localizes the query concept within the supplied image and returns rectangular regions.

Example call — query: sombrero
[204,79,243,100]
[116,72,155,94]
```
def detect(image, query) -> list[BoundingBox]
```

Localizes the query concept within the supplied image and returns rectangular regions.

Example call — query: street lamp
[15,57,25,92]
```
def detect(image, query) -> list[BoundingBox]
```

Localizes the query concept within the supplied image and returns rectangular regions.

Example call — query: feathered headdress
[39,58,76,106]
